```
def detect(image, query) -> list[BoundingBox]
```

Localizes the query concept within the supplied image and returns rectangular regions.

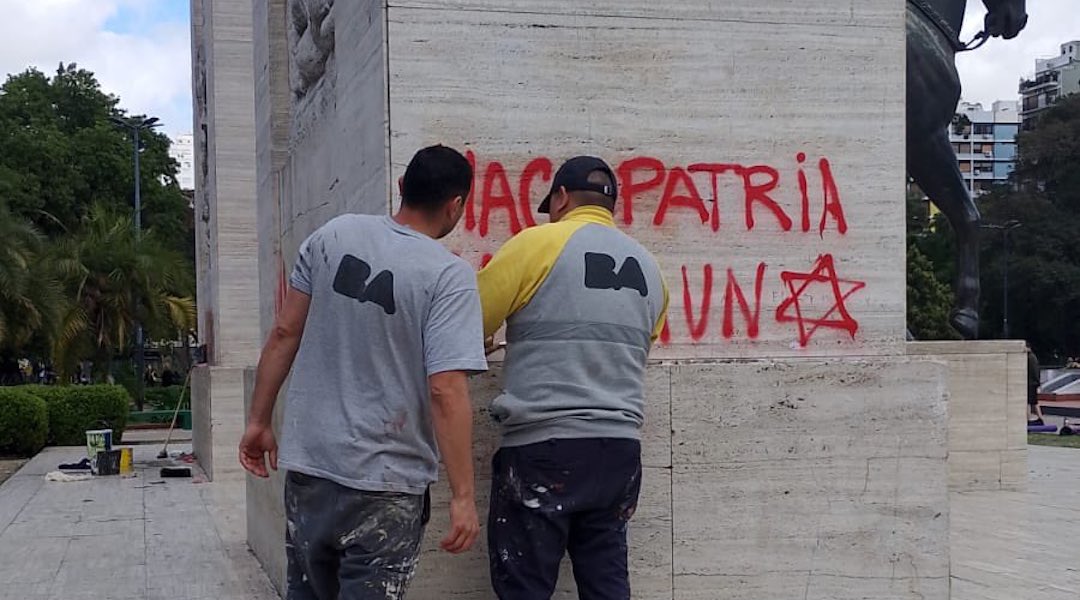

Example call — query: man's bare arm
[239,287,311,477]
[429,370,480,553]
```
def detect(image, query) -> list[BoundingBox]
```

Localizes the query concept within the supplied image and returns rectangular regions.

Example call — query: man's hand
[239,423,278,478]
[241,286,309,478]
[484,337,505,356]
[441,495,480,554]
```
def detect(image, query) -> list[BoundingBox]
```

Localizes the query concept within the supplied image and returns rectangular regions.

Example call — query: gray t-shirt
[278,214,487,494]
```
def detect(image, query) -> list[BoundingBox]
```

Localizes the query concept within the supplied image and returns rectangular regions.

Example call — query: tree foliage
[0,204,63,354]
[51,205,195,380]
[912,94,1080,359]
[0,64,195,381]
[0,64,191,256]
[906,186,960,340]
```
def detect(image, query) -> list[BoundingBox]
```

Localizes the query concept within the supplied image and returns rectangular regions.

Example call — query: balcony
[952,133,995,142]
[1020,73,1060,92]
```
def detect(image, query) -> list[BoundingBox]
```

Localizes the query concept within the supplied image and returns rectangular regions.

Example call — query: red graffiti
[818,158,848,236]
[618,156,666,226]
[464,253,865,346]
[740,165,793,232]
[681,264,714,341]
[775,254,866,347]
[797,152,811,232]
[480,161,524,238]
[688,163,738,231]
[462,152,848,239]
[722,263,767,339]
[518,157,551,229]
[654,168,711,228]
[452,150,863,347]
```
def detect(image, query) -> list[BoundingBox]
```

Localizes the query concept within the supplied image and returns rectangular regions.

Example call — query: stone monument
[196,1,962,598]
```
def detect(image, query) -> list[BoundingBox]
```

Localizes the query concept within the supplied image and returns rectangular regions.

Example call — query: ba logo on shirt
[583,252,648,297]
[332,255,396,315]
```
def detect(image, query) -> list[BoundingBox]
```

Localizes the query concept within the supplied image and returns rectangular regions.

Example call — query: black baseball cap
[538,156,619,214]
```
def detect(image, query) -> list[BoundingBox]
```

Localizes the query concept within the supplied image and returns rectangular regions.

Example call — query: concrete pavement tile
[72,516,144,538]
[48,565,145,600]
[0,581,53,600]
[147,568,247,600]
[0,536,68,585]
[4,513,80,539]
[0,475,44,533]
[62,533,145,568]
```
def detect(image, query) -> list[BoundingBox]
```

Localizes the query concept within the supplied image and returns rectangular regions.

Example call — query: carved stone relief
[288,0,336,101]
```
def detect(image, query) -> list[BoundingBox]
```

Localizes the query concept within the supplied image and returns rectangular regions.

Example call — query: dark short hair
[401,145,473,211]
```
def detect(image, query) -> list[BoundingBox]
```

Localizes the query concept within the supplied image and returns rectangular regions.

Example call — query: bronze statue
[907,0,1027,339]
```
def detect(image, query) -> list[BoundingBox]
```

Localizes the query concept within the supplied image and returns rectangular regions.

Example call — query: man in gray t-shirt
[240,145,487,600]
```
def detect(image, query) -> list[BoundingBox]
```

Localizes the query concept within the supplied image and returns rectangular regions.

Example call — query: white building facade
[169,133,195,191]
[950,100,1020,197]
[1020,40,1080,126]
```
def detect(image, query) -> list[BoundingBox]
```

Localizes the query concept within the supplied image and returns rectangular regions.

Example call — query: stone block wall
[236,2,954,599]
[246,358,950,599]
[191,0,261,367]
[254,1,908,360]
[909,341,1028,492]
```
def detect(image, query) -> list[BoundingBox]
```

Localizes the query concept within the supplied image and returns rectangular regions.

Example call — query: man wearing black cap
[477,156,669,599]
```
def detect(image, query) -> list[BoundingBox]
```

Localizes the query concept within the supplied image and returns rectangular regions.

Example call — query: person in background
[1028,343,1044,425]
[239,145,487,600]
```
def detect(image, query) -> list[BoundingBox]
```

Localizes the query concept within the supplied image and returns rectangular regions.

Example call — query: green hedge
[144,386,191,411]
[21,385,131,446]
[0,388,48,456]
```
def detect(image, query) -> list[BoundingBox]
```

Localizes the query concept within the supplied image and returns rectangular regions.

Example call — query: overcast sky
[957,0,1080,106]
[0,0,190,138]
[0,0,1076,140]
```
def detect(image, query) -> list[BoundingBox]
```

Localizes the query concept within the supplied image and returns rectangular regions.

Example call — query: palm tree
[51,204,195,383]
[0,204,63,356]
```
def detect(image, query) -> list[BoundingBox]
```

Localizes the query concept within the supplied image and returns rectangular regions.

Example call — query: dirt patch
[0,459,28,486]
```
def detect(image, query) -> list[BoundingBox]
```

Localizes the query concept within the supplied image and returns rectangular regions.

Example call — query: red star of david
[775,254,866,348]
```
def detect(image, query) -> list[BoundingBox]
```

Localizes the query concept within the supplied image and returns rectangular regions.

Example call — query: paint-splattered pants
[488,438,642,600]
[284,471,429,600]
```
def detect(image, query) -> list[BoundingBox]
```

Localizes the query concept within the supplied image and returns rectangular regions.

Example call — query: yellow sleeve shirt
[477,206,669,343]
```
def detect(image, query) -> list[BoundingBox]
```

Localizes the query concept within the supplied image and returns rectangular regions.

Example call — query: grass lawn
[1029,433,1080,449]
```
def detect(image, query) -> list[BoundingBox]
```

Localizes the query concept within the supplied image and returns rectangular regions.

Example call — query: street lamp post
[109,116,161,411]
[982,220,1023,339]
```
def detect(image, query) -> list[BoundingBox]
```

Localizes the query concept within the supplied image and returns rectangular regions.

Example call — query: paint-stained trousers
[284,471,429,600]
[488,438,642,600]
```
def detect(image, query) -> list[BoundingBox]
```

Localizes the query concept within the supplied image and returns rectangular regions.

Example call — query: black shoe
[58,458,92,471]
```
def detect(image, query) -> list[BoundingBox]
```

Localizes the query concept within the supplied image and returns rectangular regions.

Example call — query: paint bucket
[119,447,134,476]
[85,429,113,461]
[96,450,122,476]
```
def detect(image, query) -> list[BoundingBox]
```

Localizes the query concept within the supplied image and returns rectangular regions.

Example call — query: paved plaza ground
[952,444,1080,600]
[0,444,1075,599]
[0,445,275,600]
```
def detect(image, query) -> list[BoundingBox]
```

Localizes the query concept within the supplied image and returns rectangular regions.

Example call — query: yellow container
[119,447,133,476]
